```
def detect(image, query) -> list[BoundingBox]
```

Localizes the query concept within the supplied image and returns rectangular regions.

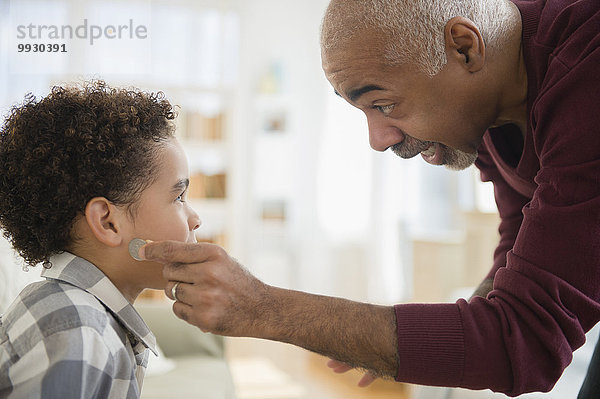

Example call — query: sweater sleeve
[394,41,600,396]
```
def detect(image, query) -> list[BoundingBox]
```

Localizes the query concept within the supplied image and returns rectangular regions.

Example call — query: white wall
[232,0,334,295]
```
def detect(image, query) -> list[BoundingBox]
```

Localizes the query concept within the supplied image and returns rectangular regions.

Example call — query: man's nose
[367,116,405,152]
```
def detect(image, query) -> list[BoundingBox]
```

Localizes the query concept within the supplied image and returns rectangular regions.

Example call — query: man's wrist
[255,284,281,340]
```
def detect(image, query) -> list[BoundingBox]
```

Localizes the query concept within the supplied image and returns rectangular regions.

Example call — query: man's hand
[141,240,399,382]
[327,359,378,387]
[141,240,269,337]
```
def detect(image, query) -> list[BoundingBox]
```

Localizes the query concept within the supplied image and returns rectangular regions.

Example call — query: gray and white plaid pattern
[0,252,157,398]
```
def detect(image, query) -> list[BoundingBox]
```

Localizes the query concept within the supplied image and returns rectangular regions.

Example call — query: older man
[141,0,600,396]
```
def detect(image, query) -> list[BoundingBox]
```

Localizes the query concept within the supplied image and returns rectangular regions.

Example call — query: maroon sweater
[394,0,600,395]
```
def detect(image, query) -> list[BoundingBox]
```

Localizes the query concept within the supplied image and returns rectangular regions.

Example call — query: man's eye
[374,104,395,115]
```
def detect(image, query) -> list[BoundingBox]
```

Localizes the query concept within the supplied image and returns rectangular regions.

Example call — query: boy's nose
[189,209,201,231]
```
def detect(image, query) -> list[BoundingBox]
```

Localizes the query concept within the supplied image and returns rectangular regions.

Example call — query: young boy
[0,81,200,398]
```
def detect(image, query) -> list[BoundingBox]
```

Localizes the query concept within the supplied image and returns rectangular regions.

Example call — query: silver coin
[128,238,147,261]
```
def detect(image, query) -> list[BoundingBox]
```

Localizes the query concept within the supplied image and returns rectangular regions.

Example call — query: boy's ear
[84,197,126,247]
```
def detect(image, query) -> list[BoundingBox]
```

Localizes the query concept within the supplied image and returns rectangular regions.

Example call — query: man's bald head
[321,0,516,76]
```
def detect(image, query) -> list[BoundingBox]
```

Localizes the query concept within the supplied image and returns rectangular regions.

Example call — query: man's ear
[444,16,485,72]
[84,197,126,247]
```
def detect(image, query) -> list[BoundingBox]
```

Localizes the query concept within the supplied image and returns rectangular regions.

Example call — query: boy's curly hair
[0,80,176,266]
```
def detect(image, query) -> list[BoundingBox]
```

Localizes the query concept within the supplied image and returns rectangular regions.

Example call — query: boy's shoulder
[1,279,116,358]
[1,277,148,398]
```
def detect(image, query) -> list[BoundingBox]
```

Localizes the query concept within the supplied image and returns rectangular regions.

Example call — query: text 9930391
[17,43,67,53]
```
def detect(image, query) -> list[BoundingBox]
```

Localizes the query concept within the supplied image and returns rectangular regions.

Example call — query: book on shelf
[189,172,227,199]
[185,111,225,141]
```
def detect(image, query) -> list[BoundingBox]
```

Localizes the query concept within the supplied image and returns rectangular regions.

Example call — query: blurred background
[0,1,594,398]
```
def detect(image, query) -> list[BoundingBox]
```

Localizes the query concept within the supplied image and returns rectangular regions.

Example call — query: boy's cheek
[134,219,191,245]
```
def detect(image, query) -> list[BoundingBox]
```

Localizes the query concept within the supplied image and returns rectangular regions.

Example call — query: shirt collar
[41,252,157,355]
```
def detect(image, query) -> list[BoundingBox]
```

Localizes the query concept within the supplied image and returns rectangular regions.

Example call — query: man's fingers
[165,280,189,302]
[172,300,194,324]
[163,264,198,284]
[172,300,212,333]
[327,359,377,387]
[327,359,353,373]
[358,373,377,387]
[140,240,219,264]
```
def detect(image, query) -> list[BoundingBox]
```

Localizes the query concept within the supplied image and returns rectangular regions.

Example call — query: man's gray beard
[390,136,433,159]
[443,147,478,171]
[391,139,478,171]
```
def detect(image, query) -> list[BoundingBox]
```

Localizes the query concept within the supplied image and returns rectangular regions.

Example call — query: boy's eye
[374,104,395,115]
[176,192,186,202]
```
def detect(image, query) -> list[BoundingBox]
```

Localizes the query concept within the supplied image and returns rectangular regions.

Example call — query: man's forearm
[258,286,399,379]
[147,241,399,378]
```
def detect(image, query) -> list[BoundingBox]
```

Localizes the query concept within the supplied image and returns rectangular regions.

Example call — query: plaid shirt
[0,252,157,398]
